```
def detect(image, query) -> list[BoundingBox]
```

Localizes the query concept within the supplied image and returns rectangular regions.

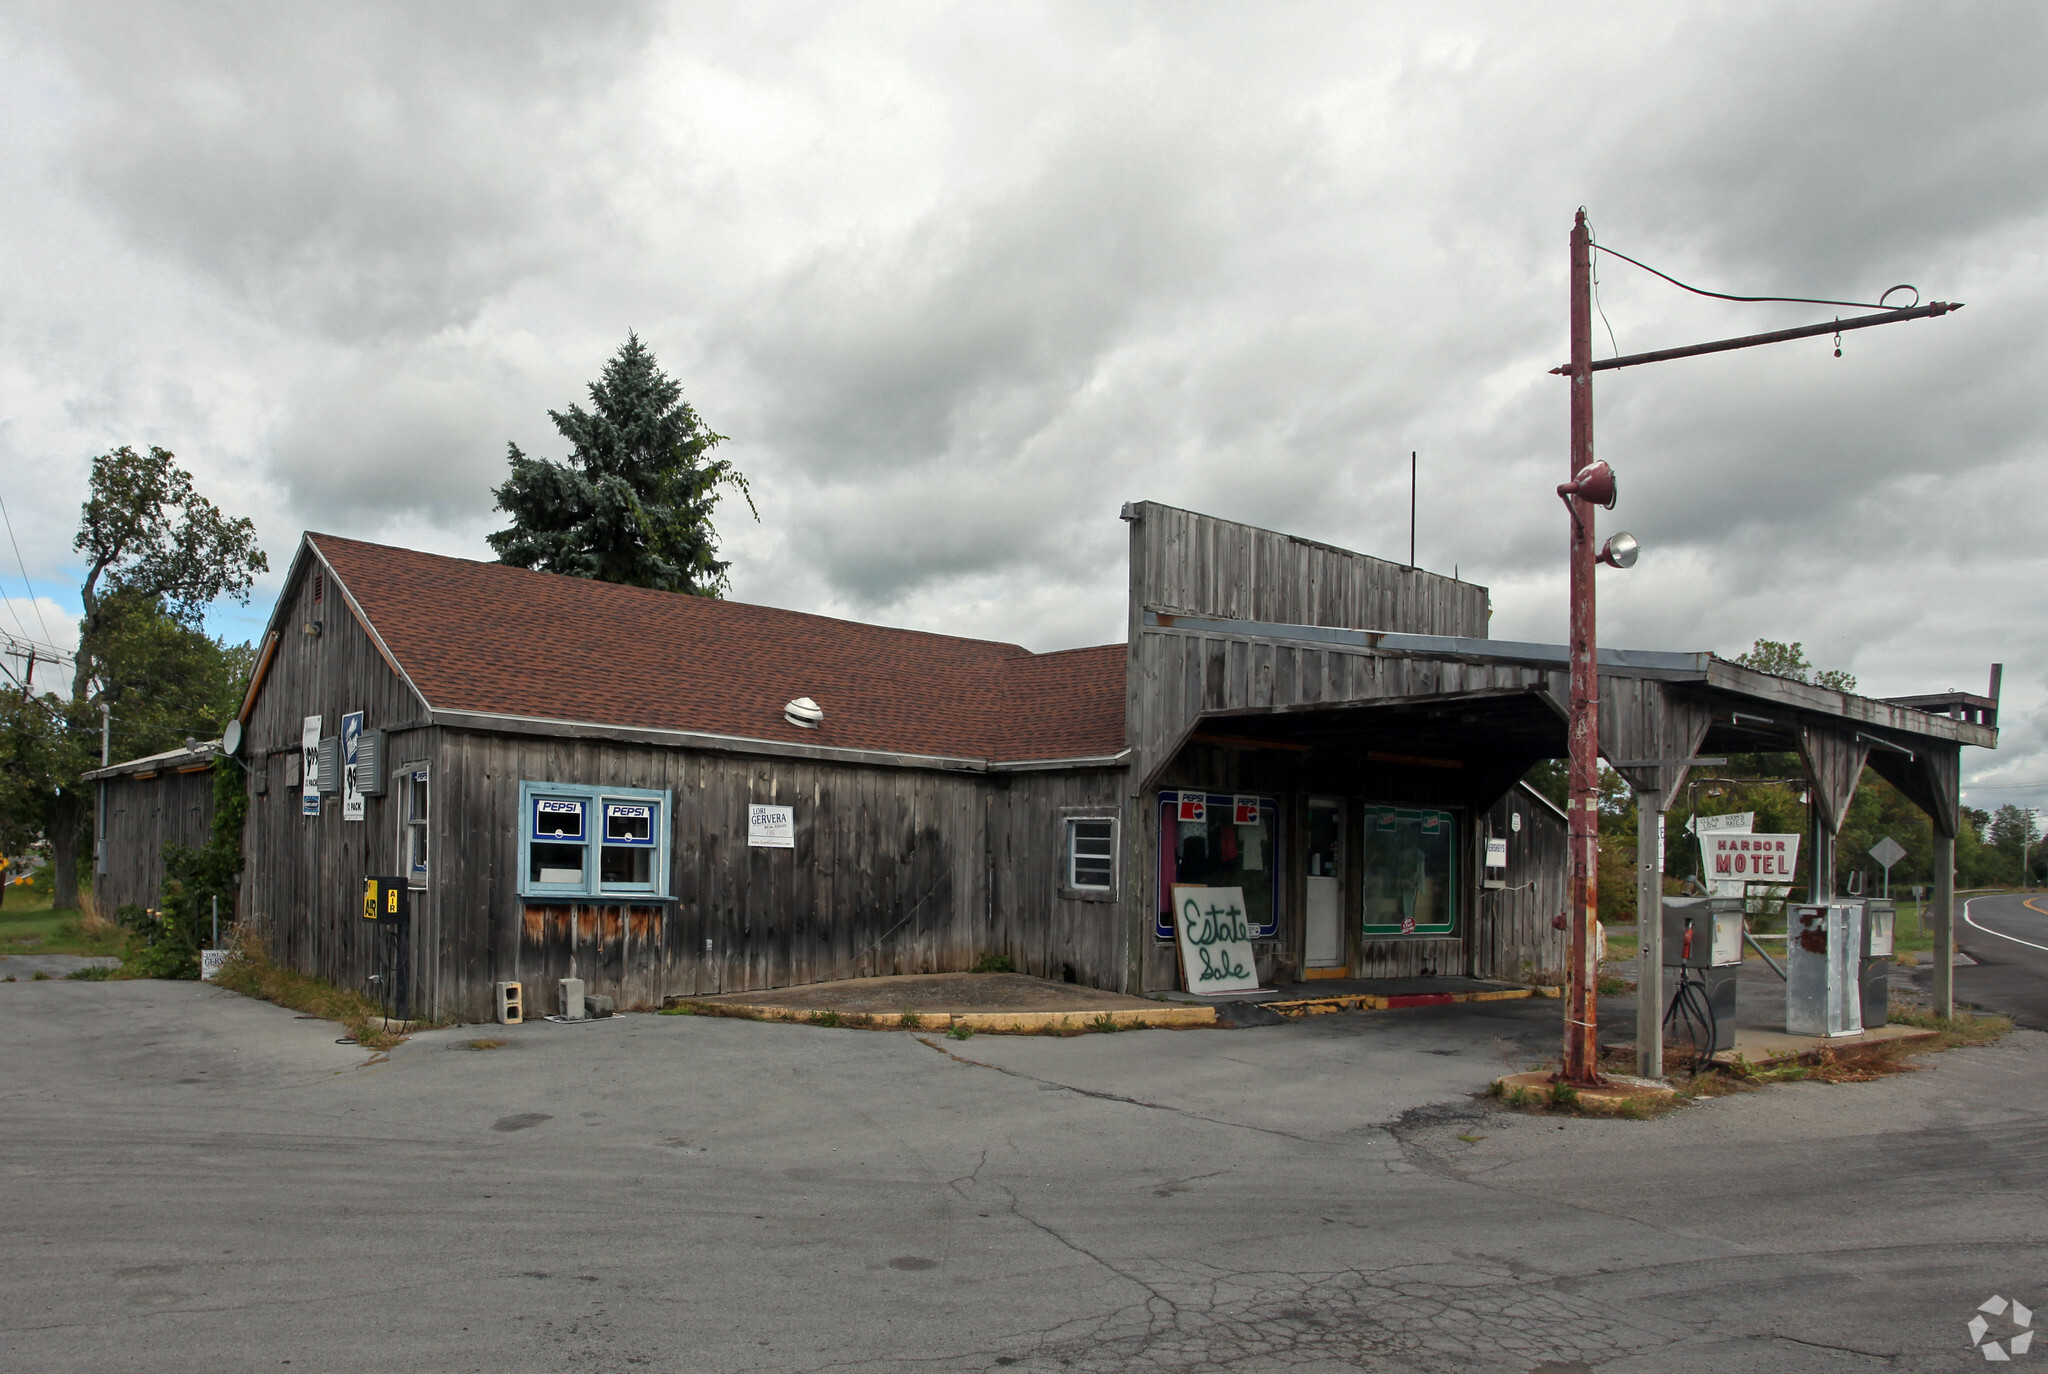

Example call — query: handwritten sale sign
[1171,885,1262,995]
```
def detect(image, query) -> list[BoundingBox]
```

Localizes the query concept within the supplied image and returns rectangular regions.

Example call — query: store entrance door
[1305,798,1344,968]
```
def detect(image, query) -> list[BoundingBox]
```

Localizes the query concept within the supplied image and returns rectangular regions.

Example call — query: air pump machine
[1661,896,1743,1055]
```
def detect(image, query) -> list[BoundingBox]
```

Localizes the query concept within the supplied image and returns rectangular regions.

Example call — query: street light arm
[1549,302,1962,376]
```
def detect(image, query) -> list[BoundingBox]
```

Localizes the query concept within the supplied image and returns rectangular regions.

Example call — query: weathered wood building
[81,741,222,916]
[229,501,1993,1036]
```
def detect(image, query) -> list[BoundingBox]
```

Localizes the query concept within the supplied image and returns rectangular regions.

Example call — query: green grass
[0,888,126,959]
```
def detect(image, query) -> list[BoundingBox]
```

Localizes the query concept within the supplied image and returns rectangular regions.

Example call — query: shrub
[969,953,1014,974]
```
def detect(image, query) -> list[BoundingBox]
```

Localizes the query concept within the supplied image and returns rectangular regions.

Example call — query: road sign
[1869,836,1907,898]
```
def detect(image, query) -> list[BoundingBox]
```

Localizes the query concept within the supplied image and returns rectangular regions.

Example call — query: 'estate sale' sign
[1699,832,1802,881]
[1171,885,1262,995]
[747,805,795,849]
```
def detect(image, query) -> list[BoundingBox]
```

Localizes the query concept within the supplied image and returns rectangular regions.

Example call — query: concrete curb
[668,1001,1220,1032]
[1262,986,1539,1018]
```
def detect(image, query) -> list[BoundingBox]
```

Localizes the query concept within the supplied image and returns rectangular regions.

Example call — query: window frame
[517,781,672,900]
[1358,803,1460,937]
[400,764,430,890]
[1154,791,1283,940]
[1056,806,1121,902]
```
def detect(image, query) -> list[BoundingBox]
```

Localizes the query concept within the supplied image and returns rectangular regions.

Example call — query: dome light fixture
[783,696,823,729]
[1598,531,1640,569]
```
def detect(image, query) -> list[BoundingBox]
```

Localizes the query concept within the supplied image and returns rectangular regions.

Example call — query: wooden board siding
[1131,623,1564,792]
[94,767,216,914]
[241,550,432,1011]
[425,729,1124,1020]
[984,769,1127,988]
[1125,502,1491,637]
[1472,786,1570,984]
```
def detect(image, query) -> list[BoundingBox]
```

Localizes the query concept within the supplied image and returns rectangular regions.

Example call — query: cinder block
[494,981,523,1025]
[559,977,585,1020]
[585,993,615,1019]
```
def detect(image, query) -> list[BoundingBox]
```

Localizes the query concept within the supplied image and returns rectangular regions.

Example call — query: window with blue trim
[519,782,670,898]
[1155,791,1281,941]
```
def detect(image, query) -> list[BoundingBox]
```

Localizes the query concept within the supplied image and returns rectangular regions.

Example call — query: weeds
[466,1038,508,1051]
[64,965,117,981]
[946,1024,974,1041]
[969,953,1015,974]
[898,1009,922,1029]
[1549,1081,1580,1109]
[1089,1013,1124,1033]
[31,970,50,981]
[211,928,412,1050]
[811,1009,843,1028]
[1595,975,1630,997]
[658,1003,697,1016]
[1888,1008,2012,1047]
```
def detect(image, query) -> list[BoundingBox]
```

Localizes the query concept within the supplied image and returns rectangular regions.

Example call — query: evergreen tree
[488,334,755,596]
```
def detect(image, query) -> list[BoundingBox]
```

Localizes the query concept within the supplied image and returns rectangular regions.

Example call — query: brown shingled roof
[308,534,1126,763]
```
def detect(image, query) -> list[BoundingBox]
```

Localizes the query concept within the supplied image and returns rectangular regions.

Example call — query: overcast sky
[1,1,2042,805]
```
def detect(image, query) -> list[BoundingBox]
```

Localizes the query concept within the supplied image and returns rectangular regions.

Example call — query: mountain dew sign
[1171,885,1262,994]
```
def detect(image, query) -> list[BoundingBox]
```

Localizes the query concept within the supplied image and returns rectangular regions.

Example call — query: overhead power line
[0,491,58,649]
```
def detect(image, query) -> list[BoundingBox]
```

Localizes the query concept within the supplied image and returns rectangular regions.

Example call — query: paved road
[4,978,2046,1372]
[1954,892,2048,1030]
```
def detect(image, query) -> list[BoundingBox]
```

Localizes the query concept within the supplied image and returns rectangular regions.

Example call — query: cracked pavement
[3,978,2042,1372]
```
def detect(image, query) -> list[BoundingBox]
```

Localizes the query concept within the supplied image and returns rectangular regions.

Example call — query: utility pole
[1547,209,1962,1085]
[1561,211,1601,1086]
[1409,451,1417,569]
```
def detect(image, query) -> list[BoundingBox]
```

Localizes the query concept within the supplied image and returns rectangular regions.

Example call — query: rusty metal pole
[1562,209,1603,1086]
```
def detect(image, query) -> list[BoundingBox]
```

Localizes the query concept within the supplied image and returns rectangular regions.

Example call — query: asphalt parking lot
[3,977,2044,1373]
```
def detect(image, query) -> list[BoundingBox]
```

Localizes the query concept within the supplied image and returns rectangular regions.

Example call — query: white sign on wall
[1690,811,1755,836]
[301,715,322,816]
[1170,885,1263,995]
[341,711,365,822]
[747,805,795,849]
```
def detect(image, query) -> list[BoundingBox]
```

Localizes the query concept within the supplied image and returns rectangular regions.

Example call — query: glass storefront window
[1360,806,1457,936]
[1156,792,1281,940]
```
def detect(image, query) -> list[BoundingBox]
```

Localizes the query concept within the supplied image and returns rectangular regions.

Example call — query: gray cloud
[1,0,2044,795]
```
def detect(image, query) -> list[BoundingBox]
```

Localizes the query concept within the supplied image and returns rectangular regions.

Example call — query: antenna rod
[1409,451,1416,568]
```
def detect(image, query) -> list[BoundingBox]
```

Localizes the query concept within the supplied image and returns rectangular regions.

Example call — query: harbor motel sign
[1705,833,1801,882]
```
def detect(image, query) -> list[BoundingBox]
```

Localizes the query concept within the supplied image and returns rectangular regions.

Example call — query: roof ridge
[305,531,1041,659]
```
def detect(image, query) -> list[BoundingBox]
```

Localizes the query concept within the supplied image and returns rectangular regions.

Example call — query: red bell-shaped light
[1556,460,1617,510]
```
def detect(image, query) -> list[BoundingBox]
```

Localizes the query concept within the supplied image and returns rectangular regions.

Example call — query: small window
[517,783,669,898]
[1066,818,1116,891]
[403,768,429,886]
[600,801,657,890]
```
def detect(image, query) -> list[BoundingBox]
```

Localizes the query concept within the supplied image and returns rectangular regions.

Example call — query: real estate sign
[1170,884,1262,995]
[747,805,795,849]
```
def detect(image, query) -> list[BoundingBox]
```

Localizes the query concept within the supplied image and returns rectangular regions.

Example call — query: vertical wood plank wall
[94,767,217,914]
[1128,501,1491,636]
[425,731,1129,1021]
[242,554,431,1010]
[1473,786,1570,983]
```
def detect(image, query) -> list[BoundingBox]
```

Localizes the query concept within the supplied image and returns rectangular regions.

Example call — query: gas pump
[1661,896,1742,1056]
[1786,902,1865,1037]
[1860,898,1896,1032]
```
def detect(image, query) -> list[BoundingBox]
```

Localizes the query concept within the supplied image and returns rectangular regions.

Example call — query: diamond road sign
[1869,836,1907,870]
